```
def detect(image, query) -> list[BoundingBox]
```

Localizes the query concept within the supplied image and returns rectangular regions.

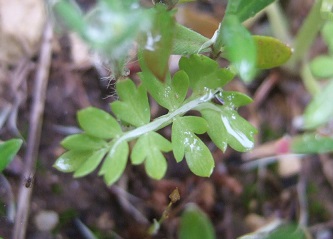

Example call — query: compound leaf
[99,141,129,185]
[111,79,150,126]
[179,54,234,94]
[172,116,214,177]
[131,132,172,179]
[78,107,122,139]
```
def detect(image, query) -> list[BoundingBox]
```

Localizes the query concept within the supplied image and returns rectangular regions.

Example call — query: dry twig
[12,21,53,239]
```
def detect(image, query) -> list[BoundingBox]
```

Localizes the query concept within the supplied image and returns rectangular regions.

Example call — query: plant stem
[265,1,292,44]
[286,0,325,71]
[301,61,321,96]
[110,89,218,153]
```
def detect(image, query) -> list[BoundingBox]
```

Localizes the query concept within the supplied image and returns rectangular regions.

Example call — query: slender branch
[12,21,53,239]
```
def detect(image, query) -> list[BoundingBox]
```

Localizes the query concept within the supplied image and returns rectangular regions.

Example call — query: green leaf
[165,71,189,110]
[172,24,210,55]
[131,132,172,179]
[77,107,122,139]
[54,150,93,173]
[225,0,275,22]
[200,105,256,152]
[179,54,234,93]
[310,55,333,78]
[254,35,292,69]
[61,134,108,150]
[85,1,152,59]
[221,91,253,109]
[268,224,304,239]
[179,204,215,239]
[74,148,108,177]
[291,133,333,154]
[172,116,214,177]
[111,79,150,126]
[0,139,23,172]
[99,141,129,185]
[322,21,333,53]
[321,0,333,21]
[53,0,86,34]
[139,55,190,110]
[304,80,333,129]
[142,5,175,82]
[220,15,257,82]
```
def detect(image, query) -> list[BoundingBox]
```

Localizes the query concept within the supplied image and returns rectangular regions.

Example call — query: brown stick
[12,20,53,239]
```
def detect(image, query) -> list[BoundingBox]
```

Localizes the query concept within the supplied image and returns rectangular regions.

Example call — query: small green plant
[277,0,333,154]
[52,0,291,185]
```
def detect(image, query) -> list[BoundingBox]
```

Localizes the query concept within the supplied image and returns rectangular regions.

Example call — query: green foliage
[321,0,333,20]
[310,55,333,78]
[291,133,333,154]
[142,5,175,82]
[303,20,333,130]
[179,54,234,93]
[225,0,275,23]
[131,132,172,179]
[303,80,333,129]
[273,1,333,154]
[54,54,257,184]
[53,0,292,185]
[254,36,292,69]
[201,106,257,152]
[99,141,129,185]
[309,21,333,78]
[220,15,257,82]
[172,24,210,55]
[111,79,150,126]
[54,0,152,60]
[0,139,23,172]
[172,116,213,176]
[78,107,122,139]
[179,204,215,239]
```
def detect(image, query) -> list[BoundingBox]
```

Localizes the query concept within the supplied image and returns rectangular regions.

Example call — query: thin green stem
[286,0,325,71]
[265,1,292,44]
[109,89,218,154]
[301,61,321,96]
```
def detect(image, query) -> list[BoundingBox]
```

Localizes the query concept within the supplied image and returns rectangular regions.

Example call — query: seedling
[52,0,292,185]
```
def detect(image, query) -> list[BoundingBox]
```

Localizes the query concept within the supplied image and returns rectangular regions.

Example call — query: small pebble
[34,210,59,231]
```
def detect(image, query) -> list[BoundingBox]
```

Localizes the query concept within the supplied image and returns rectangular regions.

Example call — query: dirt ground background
[1,0,333,238]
